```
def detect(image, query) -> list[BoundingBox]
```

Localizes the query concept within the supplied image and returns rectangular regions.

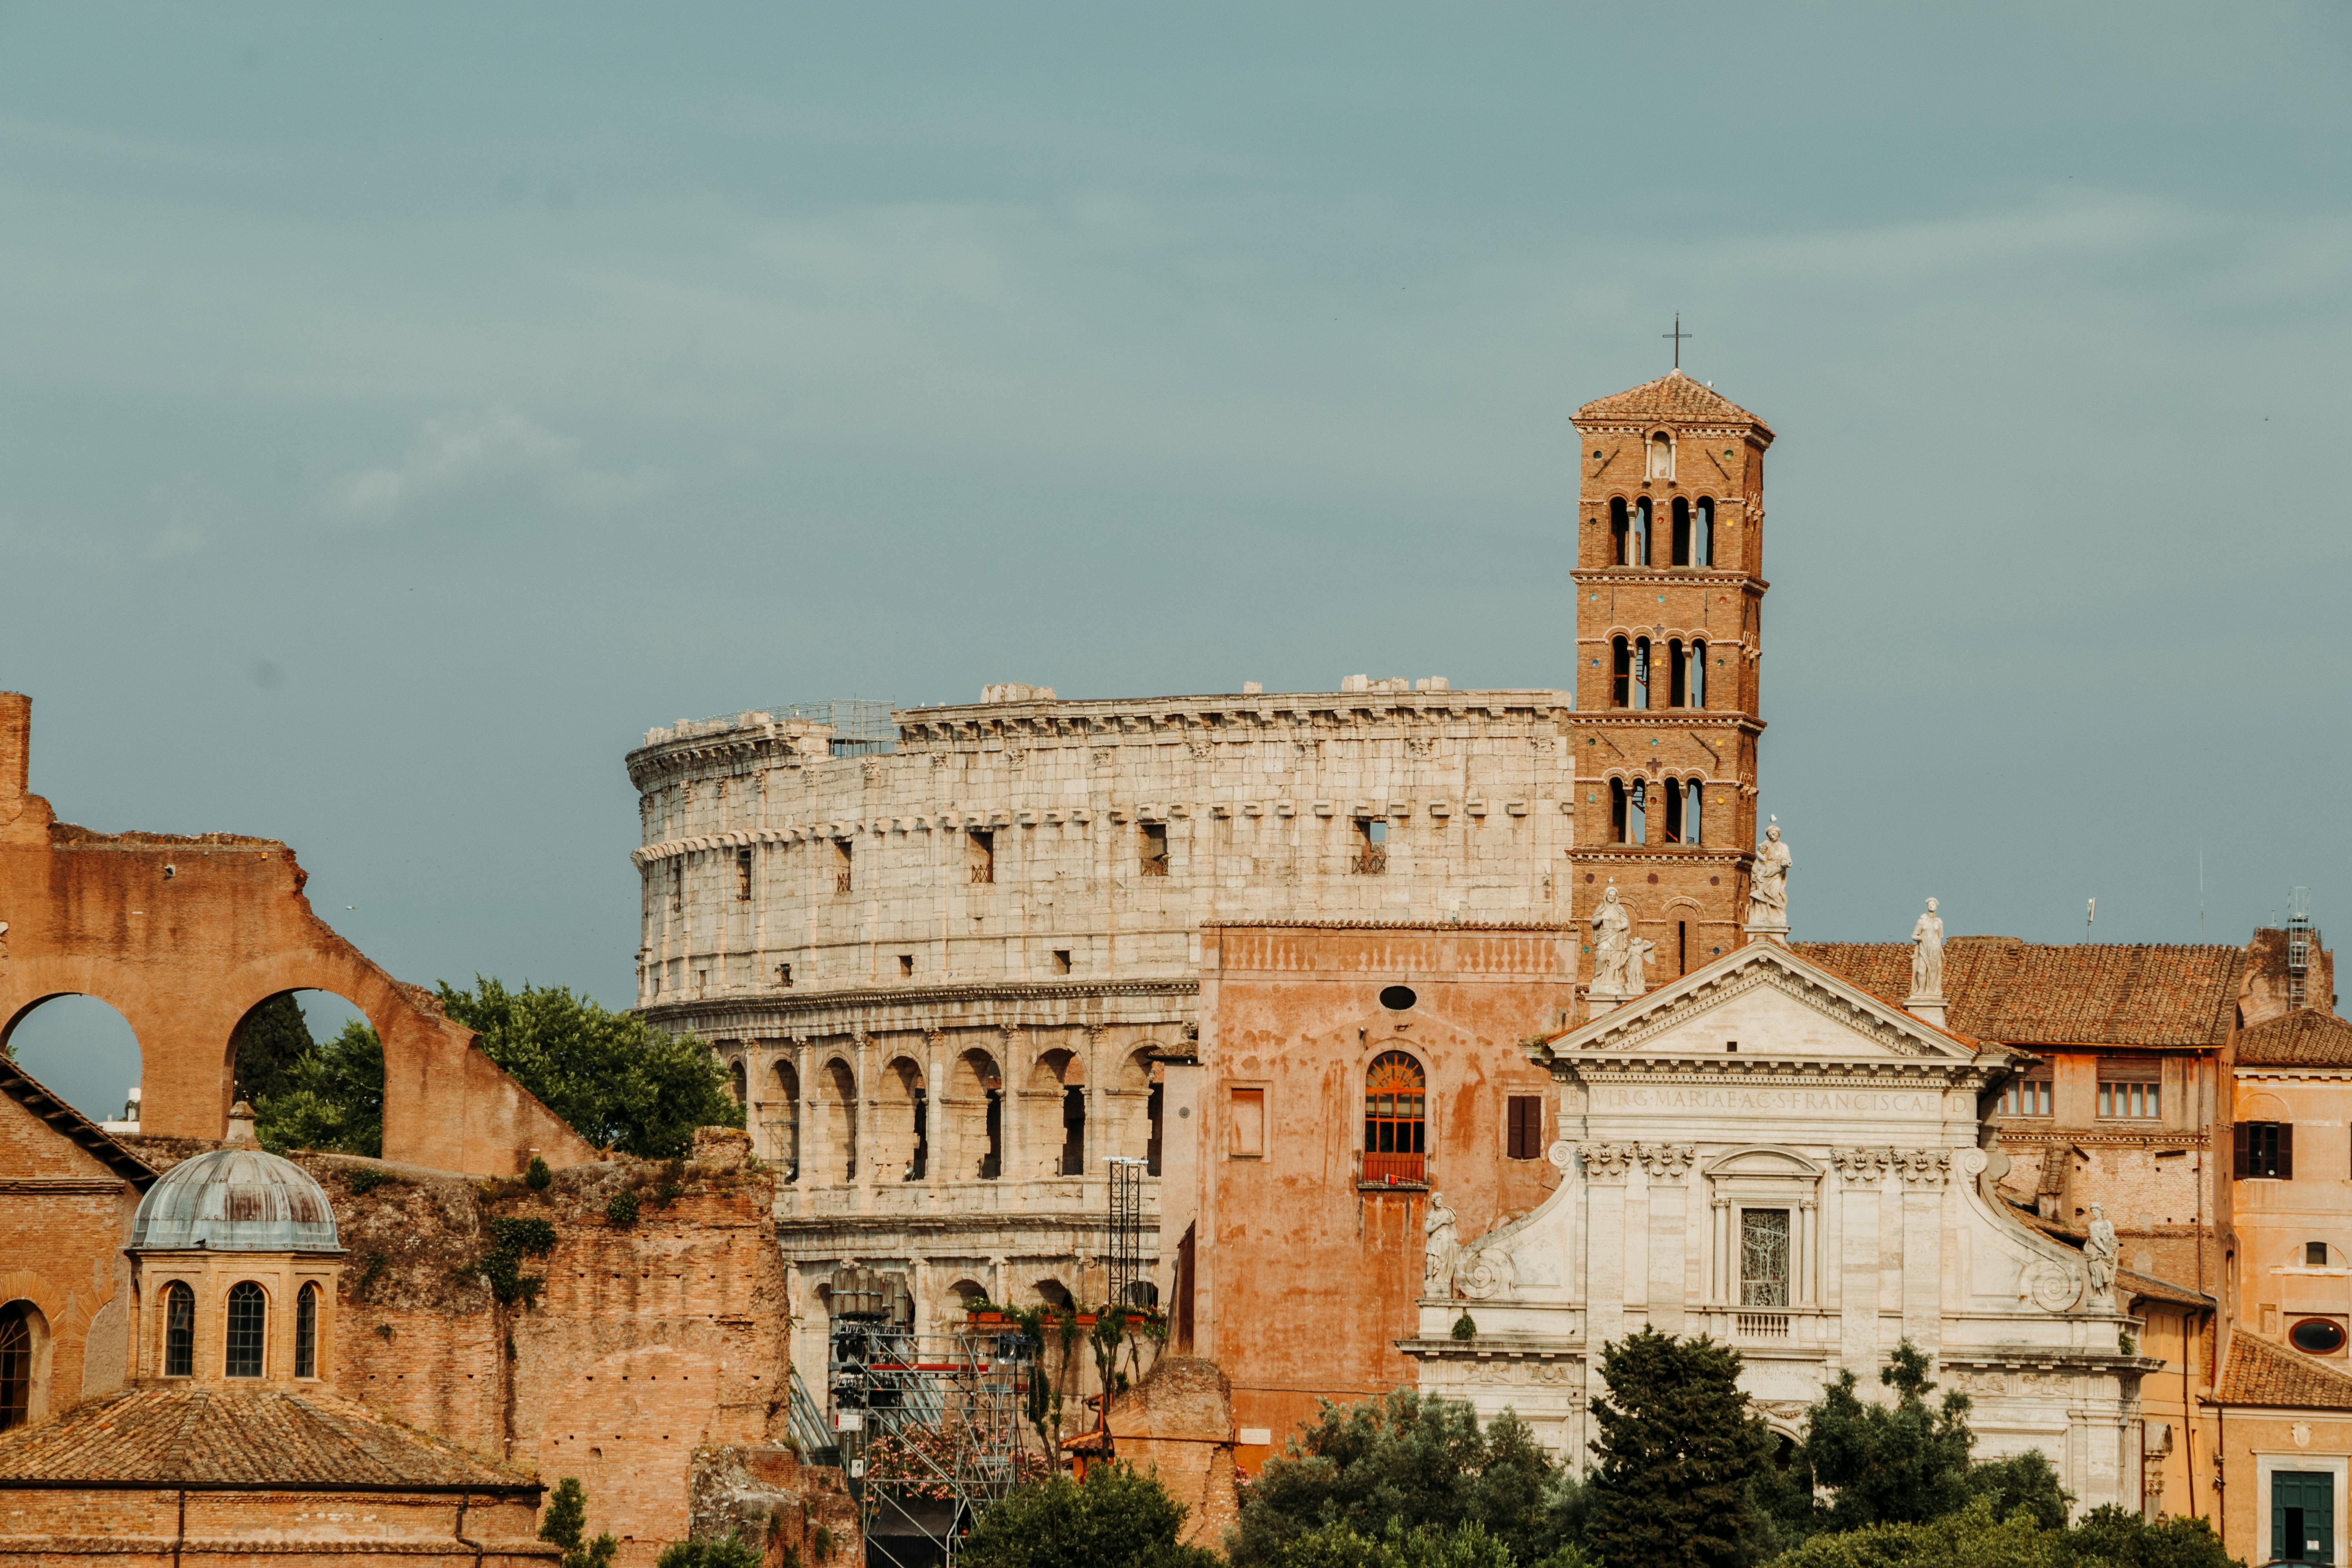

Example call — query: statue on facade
[1626,935,1655,994]
[1746,817,1791,931]
[1910,897,1946,1000]
[1423,1192,1460,1298]
[2084,1203,2120,1307]
[1590,886,1633,994]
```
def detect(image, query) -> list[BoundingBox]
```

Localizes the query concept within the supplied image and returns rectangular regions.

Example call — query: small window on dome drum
[163,1282,195,1377]
[296,1284,319,1378]
[226,1281,265,1379]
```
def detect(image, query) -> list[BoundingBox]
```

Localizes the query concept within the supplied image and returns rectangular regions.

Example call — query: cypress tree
[1586,1329,1773,1568]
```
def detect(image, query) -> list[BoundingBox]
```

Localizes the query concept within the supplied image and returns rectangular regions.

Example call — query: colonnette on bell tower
[1568,368,1773,983]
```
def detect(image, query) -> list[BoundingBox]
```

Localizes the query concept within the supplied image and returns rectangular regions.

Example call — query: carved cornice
[1638,1142,1697,1178]
[1580,1142,1637,1181]
[1553,956,1971,1069]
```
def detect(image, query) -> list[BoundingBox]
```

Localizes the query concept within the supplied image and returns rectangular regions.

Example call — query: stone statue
[1626,935,1656,993]
[1747,817,1791,929]
[1910,897,1946,999]
[1423,1192,1460,1298]
[2084,1203,2119,1305]
[1590,886,1632,993]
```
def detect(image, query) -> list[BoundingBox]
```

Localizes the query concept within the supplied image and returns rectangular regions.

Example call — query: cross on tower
[1662,313,1691,369]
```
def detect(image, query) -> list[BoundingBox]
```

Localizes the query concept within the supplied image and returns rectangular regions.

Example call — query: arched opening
[225,1282,266,1379]
[1671,497,1691,565]
[1632,637,1651,710]
[1364,1051,1426,1184]
[295,1283,319,1379]
[1111,1047,1162,1177]
[1611,637,1632,708]
[162,1281,195,1377]
[1684,780,1704,847]
[229,990,383,1157]
[818,1058,858,1184]
[728,1057,748,1107]
[1630,498,1651,565]
[1612,779,1647,846]
[764,1059,802,1182]
[1647,431,1673,481]
[0,1300,48,1431]
[1668,638,1688,707]
[2,995,141,1127]
[1694,498,1714,566]
[950,1049,1004,1181]
[1031,1049,1085,1177]
[1664,776,1686,844]
[1689,639,1707,709]
[1033,1278,1073,1311]
[878,1057,928,1181]
[1609,498,1630,565]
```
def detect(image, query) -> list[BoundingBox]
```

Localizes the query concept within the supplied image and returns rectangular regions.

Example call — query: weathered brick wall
[0,1085,143,1417]
[0,1487,555,1568]
[314,1131,800,1568]
[688,1445,862,1568]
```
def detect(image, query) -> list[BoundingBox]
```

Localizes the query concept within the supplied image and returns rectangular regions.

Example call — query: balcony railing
[1736,1312,1791,1339]
[1351,849,1388,876]
[1363,1151,1425,1185]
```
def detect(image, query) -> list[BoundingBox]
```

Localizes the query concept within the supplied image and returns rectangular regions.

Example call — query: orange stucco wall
[1177,922,1577,1450]
[0,692,593,1174]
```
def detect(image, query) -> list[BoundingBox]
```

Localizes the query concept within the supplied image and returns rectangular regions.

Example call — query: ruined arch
[2,995,141,1126]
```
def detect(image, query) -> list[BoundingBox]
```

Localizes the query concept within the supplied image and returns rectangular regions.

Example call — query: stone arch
[762,1058,802,1178]
[1031,1048,1084,1177]
[1,994,142,1126]
[816,1058,858,1184]
[948,1048,1003,1181]
[875,1056,927,1182]
[227,988,385,1154]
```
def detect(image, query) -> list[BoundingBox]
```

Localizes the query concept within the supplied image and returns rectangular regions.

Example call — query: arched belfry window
[1647,431,1674,481]
[225,1282,265,1379]
[1671,498,1691,566]
[1610,498,1630,565]
[1631,499,1651,565]
[1694,499,1714,566]
[1613,779,1647,846]
[1668,639,1688,707]
[1364,1052,1426,1184]
[1611,637,1632,708]
[0,1303,33,1431]
[1689,639,1707,709]
[163,1282,195,1377]
[1685,780,1704,846]
[1632,637,1651,710]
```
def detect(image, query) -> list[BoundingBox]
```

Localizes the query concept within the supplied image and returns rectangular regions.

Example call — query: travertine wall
[624,684,1578,1407]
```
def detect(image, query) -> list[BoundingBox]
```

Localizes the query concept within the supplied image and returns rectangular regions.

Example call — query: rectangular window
[832,838,853,895]
[294,1286,317,1378]
[1505,1095,1544,1160]
[669,861,684,915]
[2001,1069,2053,1118]
[1740,1209,1791,1307]
[1353,818,1389,875]
[2097,1055,2161,1120]
[1140,822,1169,877]
[897,954,914,978]
[1229,1088,1265,1158]
[776,962,793,988]
[736,848,753,901]
[2274,1470,2334,1563]
[2313,1242,2332,1269]
[1052,949,1071,975]
[966,829,995,885]
[2239,1121,2295,1180]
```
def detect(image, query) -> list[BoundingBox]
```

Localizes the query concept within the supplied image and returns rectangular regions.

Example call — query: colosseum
[625,677,1581,1381]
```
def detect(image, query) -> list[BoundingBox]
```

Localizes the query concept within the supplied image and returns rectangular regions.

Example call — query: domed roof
[129,1148,340,1253]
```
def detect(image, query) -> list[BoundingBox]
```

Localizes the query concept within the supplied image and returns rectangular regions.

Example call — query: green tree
[960,1463,1218,1568]
[1760,1498,2061,1568]
[653,1536,762,1568]
[1964,1448,2071,1532]
[2059,1503,2239,1568]
[1264,1518,1544,1568]
[1585,1328,1775,1568]
[1230,1390,1573,1568]
[1789,1340,1976,1535]
[253,1019,385,1156]
[539,1477,619,1568]
[436,977,743,1158]
[231,992,316,1106]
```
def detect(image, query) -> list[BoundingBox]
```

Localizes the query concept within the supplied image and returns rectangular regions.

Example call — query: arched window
[225,1282,265,1379]
[1694,499,1714,566]
[768,1059,802,1183]
[1664,778,1685,844]
[1685,781,1703,847]
[295,1284,319,1379]
[1631,499,1651,565]
[1628,780,1648,846]
[1610,779,1628,844]
[1668,639,1688,707]
[1364,1052,1426,1184]
[1671,497,1691,566]
[163,1282,195,1377]
[1611,637,1632,708]
[0,1303,33,1431]
[1632,637,1650,710]
[1610,498,1630,565]
[1688,640,1707,709]
[728,1058,747,1106]
[1647,432,1673,480]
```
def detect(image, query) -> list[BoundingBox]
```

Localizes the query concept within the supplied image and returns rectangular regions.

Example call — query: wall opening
[1668,639,1688,707]
[0,1300,44,1431]
[1689,639,1707,708]
[820,1058,858,1182]
[2,995,141,1129]
[1671,497,1691,565]
[1611,637,1632,708]
[831,838,853,895]
[229,991,382,1157]
[1363,1051,1426,1184]
[880,1057,927,1182]
[736,848,753,902]
[953,1049,1003,1180]
[966,829,995,886]
[1610,497,1630,565]
[764,1059,802,1181]
[1647,431,1674,481]
[1139,822,1169,877]
[1694,498,1714,565]
[1632,637,1650,710]
[1631,498,1651,564]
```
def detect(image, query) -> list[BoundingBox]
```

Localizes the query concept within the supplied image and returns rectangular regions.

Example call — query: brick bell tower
[1568,366,1773,994]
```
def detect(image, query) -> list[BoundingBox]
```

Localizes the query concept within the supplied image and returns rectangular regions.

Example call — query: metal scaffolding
[1107,1156,1151,1308]
[829,1269,1034,1568]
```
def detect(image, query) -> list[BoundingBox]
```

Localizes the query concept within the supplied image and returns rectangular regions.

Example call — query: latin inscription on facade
[1593,1085,1938,1116]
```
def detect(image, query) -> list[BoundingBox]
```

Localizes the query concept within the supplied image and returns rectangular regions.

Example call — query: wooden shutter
[1505,1095,1542,1160]
[2280,1122,2295,1180]
[2234,1123,2250,1179]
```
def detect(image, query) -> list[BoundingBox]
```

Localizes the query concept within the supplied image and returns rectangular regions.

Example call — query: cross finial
[1662,312,1691,369]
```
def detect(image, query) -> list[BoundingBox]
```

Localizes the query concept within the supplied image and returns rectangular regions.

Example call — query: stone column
[793,1039,814,1189]
[854,1031,875,1199]
[924,1029,949,1191]
[1083,1024,1107,1182]
[1000,1025,1027,1186]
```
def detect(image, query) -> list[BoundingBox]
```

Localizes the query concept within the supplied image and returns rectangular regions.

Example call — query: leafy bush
[653,1535,761,1568]
[254,1019,385,1156]
[347,1168,388,1195]
[606,1190,641,1227]
[526,1155,553,1191]
[474,1215,559,1305]
[962,1463,1218,1568]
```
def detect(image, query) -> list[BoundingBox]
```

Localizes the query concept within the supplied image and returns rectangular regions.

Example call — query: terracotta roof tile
[2216,1332,2352,1410]
[0,1387,535,1492]
[1794,937,2243,1050]
[2237,1009,2352,1067]
[1574,369,1771,434]
[2115,1267,2215,1311]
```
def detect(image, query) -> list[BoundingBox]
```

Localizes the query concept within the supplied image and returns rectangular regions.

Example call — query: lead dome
[127,1147,341,1253]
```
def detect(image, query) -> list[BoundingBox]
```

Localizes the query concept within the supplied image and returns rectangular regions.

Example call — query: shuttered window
[2237,1121,2294,1180]
[1506,1096,1544,1160]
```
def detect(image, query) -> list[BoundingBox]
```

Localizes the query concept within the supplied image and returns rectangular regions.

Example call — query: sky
[5,3,2351,1117]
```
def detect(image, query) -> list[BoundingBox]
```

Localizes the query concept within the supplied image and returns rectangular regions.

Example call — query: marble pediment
[1537,939,1980,1071]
